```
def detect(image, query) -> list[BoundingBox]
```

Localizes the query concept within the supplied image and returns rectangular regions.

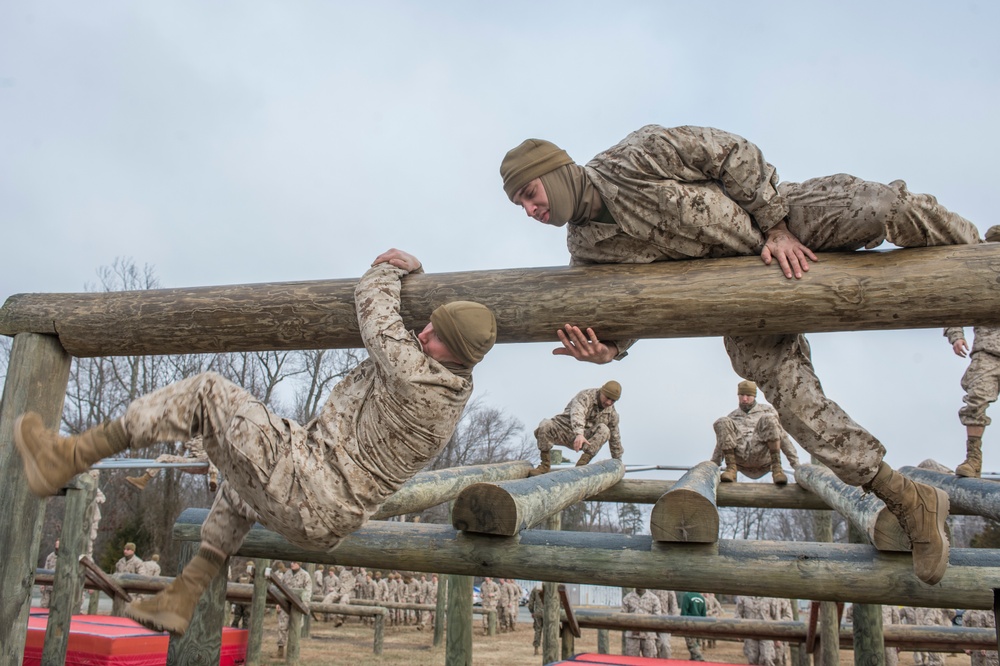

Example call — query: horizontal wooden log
[173,509,999,610]
[899,466,1000,521]
[649,461,719,542]
[309,602,387,617]
[451,459,625,536]
[4,245,1000,357]
[571,611,997,651]
[372,461,532,520]
[795,464,909,551]
[593,479,831,509]
[113,573,286,605]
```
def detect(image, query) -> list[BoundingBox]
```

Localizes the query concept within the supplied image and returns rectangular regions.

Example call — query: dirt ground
[249,610,979,665]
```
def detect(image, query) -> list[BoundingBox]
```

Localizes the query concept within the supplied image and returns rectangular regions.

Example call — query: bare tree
[288,348,364,422]
[429,397,535,470]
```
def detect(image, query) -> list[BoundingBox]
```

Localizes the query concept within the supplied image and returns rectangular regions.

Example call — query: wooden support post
[0,333,71,666]
[6,245,1000,356]
[173,510,999,609]
[558,583,580,660]
[302,563,315,637]
[561,623,574,660]
[650,461,720,542]
[849,524,886,666]
[796,464,908,551]
[542,511,562,665]
[372,607,385,655]
[287,605,303,664]
[487,608,497,636]
[452,459,624,536]
[899,466,1000,521]
[42,472,96,666]
[597,628,610,654]
[166,543,227,666]
[433,575,447,647]
[445,574,472,666]
[245,558,269,666]
[372,461,533,519]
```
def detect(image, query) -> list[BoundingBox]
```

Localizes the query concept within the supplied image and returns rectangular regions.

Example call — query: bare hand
[761,222,818,279]
[553,325,616,364]
[953,339,969,358]
[572,434,588,452]
[372,248,421,273]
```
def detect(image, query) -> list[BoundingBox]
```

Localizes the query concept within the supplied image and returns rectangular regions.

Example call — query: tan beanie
[430,301,497,367]
[737,380,758,396]
[501,139,574,201]
[152,553,160,562]
[124,542,136,551]
[600,380,622,401]
[985,225,1000,243]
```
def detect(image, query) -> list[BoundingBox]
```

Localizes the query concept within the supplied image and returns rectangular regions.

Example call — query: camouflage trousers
[656,632,672,659]
[960,351,1000,427]
[726,176,980,486]
[532,614,543,648]
[743,638,785,666]
[121,372,344,556]
[625,635,657,658]
[685,636,704,661]
[535,418,610,456]
[713,415,783,479]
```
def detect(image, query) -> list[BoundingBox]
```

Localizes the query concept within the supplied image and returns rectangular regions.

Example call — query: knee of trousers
[200,482,258,555]
[713,418,738,450]
[754,414,783,443]
[958,404,992,428]
[586,424,611,447]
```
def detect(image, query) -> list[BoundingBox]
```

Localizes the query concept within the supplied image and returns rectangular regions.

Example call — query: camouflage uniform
[230,564,252,629]
[535,388,623,459]
[505,580,520,632]
[426,576,439,629]
[651,589,678,658]
[497,579,512,632]
[277,565,312,649]
[963,609,999,666]
[84,470,104,559]
[901,606,950,666]
[322,566,355,626]
[566,125,980,486]
[680,591,708,661]
[712,401,800,479]
[622,589,662,658]
[945,326,1000,427]
[736,596,792,666]
[117,263,476,559]
[404,576,421,625]
[116,553,144,575]
[528,586,545,651]
[480,578,501,633]
[703,592,724,649]
[39,548,57,608]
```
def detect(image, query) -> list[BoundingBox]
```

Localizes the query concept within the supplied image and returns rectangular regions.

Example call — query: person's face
[124,548,134,557]
[512,179,554,226]
[418,322,462,365]
[599,393,616,409]
[738,394,756,408]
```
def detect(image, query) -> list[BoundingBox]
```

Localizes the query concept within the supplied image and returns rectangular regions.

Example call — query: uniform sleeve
[944,327,966,344]
[642,125,788,233]
[609,411,624,460]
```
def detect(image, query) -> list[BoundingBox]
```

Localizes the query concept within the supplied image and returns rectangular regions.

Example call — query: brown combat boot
[126,470,155,491]
[719,452,738,483]
[14,412,130,497]
[528,451,551,477]
[864,462,950,585]
[575,452,594,466]
[769,449,787,485]
[125,547,224,635]
[955,437,982,478]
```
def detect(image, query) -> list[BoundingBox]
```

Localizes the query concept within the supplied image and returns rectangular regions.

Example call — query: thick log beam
[451,459,625,535]
[594,479,832,509]
[3,245,1000,357]
[372,461,532,520]
[899,466,1000,521]
[649,461,720,542]
[173,509,999,610]
[571,611,997,651]
[795,464,909,551]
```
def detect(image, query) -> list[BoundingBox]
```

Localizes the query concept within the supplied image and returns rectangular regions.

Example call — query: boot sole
[124,603,189,636]
[914,488,950,586]
[13,413,59,497]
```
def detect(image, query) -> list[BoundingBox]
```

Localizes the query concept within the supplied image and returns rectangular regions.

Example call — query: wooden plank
[172,509,1000,610]
[0,333,71,666]
[796,463,910,551]
[594,478,833,509]
[899,466,1000,521]
[451,459,625,536]
[5,245,1000,357]
[649,461,720,542]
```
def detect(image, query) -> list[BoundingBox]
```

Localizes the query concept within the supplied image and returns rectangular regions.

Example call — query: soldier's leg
[714,417,741,481]
[957,354,999,477]
[753,415,787,485]
[725,333,949,585]
[531,418,570,475]
[576,424,610,466]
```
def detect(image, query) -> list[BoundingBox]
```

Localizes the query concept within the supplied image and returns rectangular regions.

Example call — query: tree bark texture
[0,333,71,666]
[4,245,1000,357]
[649,461,720,542]
[796,463,910,551]
[172,509,999,611]
[451,459,624,536]
[166,543,226,666]
[899,466,1000,521]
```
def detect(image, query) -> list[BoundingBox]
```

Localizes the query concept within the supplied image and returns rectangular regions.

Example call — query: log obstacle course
[5,248,1000,664]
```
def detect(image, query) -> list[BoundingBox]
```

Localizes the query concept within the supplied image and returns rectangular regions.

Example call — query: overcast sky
[3,1,998,480]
